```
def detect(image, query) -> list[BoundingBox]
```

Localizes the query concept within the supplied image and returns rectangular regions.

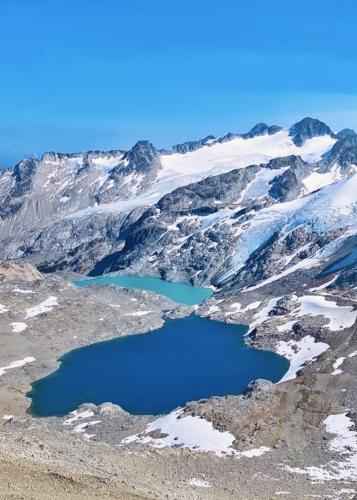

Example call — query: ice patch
[241,166,289,201]
[12,288,35,294]
[0,304,9,314]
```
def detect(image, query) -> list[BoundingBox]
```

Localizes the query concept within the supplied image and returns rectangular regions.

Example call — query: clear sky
[1,0,357,165]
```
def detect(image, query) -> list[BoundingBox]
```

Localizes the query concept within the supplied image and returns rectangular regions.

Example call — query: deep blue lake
[28,315,289,417]
[74,274,213,306]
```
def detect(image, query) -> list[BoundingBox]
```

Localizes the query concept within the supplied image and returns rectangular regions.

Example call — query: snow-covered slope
[159,131,335,187]
[69,129,336,219]
[221,172,357,281]
[0,117,356,282]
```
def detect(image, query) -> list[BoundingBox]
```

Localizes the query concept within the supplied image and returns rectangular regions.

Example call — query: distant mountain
[289,117,334,146]
[0,117,356,294]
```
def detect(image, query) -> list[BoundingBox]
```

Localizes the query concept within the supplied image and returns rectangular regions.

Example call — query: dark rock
[289,117,334,146]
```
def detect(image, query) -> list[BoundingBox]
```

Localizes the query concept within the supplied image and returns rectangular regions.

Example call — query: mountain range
[1,117,356,294]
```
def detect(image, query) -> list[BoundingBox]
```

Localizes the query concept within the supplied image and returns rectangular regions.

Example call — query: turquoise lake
[74,274,213,306]
[28,315,289,417]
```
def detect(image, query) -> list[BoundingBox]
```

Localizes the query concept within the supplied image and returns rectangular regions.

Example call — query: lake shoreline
[27,314,288,418]
[1,263,356,499]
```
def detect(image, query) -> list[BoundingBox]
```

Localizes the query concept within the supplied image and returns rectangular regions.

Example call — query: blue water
[28,316,289,417]
[74,274,213,306]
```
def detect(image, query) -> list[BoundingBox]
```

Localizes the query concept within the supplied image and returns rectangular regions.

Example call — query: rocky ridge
[0,116,350,288]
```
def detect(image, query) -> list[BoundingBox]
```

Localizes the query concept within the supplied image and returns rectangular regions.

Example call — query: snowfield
[277,336,329,383]
[0,357,35,377]
[68,131,336,219]
[159,131,335,186]
[25,296,58,319]
[0,303,9,313]
[10,322,28,333]
[122,409,271,459]
[295,295,357,331]
[221,173,357,282]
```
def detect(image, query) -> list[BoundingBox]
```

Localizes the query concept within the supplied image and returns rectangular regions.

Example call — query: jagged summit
[172,136,216,154]
[336,128,357,140]
[0,114,351,277]
[116,140,162,177]
[289,117,334,146]
[328,134,357,167]
[5,117,338,174]
[171,118,334,155]
[243,123,282,139]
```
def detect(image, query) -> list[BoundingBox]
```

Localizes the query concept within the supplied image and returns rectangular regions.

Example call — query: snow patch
[302,164,341,195]
[277,336,329,382]
[332,357,345,376]
[277,320,297,333]
[12,288,35,294]
[0,357,35,377]
[73,420,101,434]
[25,296,58,318]
[309,276,338,292]
[226,301,261,316]
[10,322,28,333]
[122,409,271,459]
[63,409,95,425]
[125,310,154,317]
[187,478,210,488]
[297,295,357,331]
[207,305,221,314]
[284,412,357,481]
[247,297,280,334]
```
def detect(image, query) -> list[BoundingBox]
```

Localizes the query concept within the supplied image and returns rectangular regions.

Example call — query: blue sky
[1,0,357,165]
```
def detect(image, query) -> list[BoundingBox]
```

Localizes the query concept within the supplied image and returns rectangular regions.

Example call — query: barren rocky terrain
[1,118,357,498]
[0,262,356,499]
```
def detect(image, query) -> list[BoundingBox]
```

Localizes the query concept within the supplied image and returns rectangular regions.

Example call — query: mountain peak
[336,128,357,140]
[289,117,334,146]
[172,135,216,154]
[244,123,282,139]
[120,140,161,173]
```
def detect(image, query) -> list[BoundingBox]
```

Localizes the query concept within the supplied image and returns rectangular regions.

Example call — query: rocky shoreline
[0,262,356,499]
